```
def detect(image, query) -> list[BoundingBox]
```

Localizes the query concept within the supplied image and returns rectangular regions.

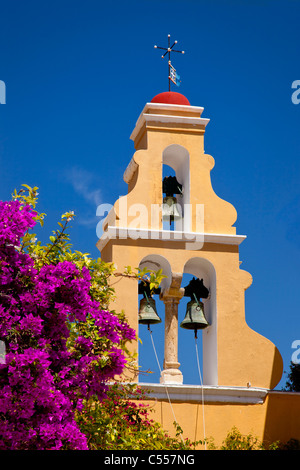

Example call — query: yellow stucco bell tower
[96,90,300,447]
[97,90,283,391]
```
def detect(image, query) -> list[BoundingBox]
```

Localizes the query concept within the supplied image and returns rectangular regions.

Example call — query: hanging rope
[195,336,207,450]
[148,328,184,443]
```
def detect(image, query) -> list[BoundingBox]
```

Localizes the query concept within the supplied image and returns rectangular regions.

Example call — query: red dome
[151,91,190,106]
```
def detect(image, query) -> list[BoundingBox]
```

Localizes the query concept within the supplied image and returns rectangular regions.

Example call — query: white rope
[195,336,207,449]
[149,329,184,443]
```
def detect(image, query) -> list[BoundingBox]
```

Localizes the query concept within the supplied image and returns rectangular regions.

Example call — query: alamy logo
[96,200,205,250]
[291,340,300,364]
[291,80,300,105]
[0,80,6,104]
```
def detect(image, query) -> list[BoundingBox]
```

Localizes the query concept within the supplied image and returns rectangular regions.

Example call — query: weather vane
[154,34,185,91]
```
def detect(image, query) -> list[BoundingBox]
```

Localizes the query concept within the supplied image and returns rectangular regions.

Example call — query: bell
[138,297,162,326]
[162,175,183,196]
[162,196,181,222]
[180,299,209,335]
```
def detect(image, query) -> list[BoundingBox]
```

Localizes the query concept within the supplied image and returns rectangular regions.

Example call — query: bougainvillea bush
[76,383,203,450]
[0,186,135,450]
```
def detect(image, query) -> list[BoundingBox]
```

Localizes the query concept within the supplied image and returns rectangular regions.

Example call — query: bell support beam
[159,273,184,384]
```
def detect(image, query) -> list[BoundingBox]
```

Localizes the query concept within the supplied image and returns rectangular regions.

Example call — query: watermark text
[291,340,300,364]
[0,80,6,104]
[291,80,300,105]
[96,200,205,250]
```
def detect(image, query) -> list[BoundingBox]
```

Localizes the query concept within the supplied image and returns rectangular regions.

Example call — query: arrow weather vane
[154,34,185,91]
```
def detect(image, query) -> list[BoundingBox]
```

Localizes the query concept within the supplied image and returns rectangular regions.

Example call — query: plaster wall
[101,238,283,390]
[134,390,300,449]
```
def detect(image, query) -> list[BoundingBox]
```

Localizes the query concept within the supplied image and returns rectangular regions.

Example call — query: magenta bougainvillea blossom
[0,199,135,450]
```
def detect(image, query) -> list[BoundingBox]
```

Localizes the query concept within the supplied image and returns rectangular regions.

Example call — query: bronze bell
[180,299,209,333]
[162,196,181,222]
[138,297,162,326]
[180,277,210,338]
[162,176,183,223]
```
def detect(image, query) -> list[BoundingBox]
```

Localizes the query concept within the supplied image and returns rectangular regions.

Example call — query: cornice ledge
[130,103,209,141]
[138,383,269,405]
[123,157,138,183]
[97,226,246,252]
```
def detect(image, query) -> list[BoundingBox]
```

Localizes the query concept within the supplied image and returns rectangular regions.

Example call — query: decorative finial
[154,34,185,91]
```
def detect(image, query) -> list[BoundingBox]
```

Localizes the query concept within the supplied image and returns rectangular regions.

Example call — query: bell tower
[97,90,283,389]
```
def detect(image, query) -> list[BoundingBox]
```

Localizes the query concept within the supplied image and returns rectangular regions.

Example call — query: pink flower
[0,196,137,449]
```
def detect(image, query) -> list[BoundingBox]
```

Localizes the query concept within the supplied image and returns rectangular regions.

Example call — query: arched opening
[162,164,178,231]
[137,255,172,384]
[179,257,217,386]
[137,254,217,386]
[177,272,205,385]
[162,144,190,232]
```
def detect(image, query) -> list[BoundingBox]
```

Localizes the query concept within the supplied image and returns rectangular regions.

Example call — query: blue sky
[0,0,300,389]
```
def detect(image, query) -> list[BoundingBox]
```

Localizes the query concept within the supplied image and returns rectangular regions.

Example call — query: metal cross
[154,34,185,91]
